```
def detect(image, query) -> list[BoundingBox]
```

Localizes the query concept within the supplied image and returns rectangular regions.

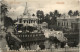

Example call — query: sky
[2,0,80,19]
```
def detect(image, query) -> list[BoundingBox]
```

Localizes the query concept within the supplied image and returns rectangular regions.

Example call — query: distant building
[71,18,80,31]
[57,15,80,47]
[57,15,80,29]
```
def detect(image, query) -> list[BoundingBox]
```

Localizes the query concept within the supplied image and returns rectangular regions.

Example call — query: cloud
[4,0,80,19]
[7,6,25,19]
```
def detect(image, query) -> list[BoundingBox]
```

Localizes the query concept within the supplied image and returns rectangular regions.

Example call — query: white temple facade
[15,2,38,27]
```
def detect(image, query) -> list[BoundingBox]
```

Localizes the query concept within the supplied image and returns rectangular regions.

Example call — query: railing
[1,47,79,52]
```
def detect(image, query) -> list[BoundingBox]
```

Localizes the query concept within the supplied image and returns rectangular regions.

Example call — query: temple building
[15,2,38,27]
[14,2,45,50]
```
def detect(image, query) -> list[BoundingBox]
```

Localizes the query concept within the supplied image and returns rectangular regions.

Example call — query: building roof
[14,32,45,42]
[57,16,80,20]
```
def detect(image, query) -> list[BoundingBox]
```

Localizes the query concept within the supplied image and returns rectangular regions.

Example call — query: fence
[1,47,79,52]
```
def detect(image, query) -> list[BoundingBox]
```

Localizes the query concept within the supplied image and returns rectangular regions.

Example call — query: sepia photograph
[0,0,80,52]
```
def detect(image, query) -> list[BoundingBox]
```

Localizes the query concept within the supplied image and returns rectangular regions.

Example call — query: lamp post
[64,43,69,52]
[64,37,69,52]
[0,48,2,52]
[51,44,55,52]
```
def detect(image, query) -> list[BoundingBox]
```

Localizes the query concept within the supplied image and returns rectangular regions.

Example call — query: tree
[26,26,37,32]
[44,14,51,25]
[36,10,44,24]
[49,36,61,48]
[49,36,60,44]
[1,3,8,15]
[6,32,21,50]
[50,12,54,17]
[4,16,14,27]
[36,10,44,19]
[73,10,79,16]
[53,10,59,17]
[68,10,73,16]
[1,2,14,28]
[39,44,45,50]
[50,10,58,25]
[1,3,8,22]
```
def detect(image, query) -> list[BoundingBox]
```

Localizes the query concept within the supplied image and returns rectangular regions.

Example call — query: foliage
[1,3,8,15]
[36,10,45,24]
[1,3,14,28]
[68,10,73,16]
[39,43,45,50]
[49,36,60,44]
[26,26,37,32]
[4,16,14,27]
[36,10,44,19]
[73,10,79,16]
[6,32,21,50]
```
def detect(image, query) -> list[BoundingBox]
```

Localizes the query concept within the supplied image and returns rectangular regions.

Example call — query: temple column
[27,20,29,23]
[30,20,31,24]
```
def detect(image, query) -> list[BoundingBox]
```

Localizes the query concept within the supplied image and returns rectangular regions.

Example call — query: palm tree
[68,10,73,16]
[1,3,8,25]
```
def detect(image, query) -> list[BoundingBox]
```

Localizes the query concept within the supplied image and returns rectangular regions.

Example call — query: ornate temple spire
[23,2,31,18]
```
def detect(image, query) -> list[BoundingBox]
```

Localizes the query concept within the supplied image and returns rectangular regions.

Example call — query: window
[33,20,35,23]
[62,22,63,26]
[29,20,30,24]
[19,19,22,23]
[25,35,27,37]
[20,35,22,37]
[27,35,29,37]
[23,35,24,37]
[30,35,32,37]
[36,35,38,36]
[19,35,20,37]
[24,20,26,23]
[57,22,60,26]
[67,22,68,27]
[27,21,28,23]
[64,22,65,26]
[33,35,35,37]
[31,20,32,23]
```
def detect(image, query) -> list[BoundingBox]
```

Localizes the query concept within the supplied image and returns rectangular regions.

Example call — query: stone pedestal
[19,45,25,51]
[0,48,2,52]
[64,43,69,52]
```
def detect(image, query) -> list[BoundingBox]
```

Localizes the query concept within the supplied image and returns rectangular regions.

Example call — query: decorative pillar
[19,45,25,51]
[29,20,30,24]
[64,43,69,52]
[0,48,2,52]
[51,44,55,52]
[5,45,10,51]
